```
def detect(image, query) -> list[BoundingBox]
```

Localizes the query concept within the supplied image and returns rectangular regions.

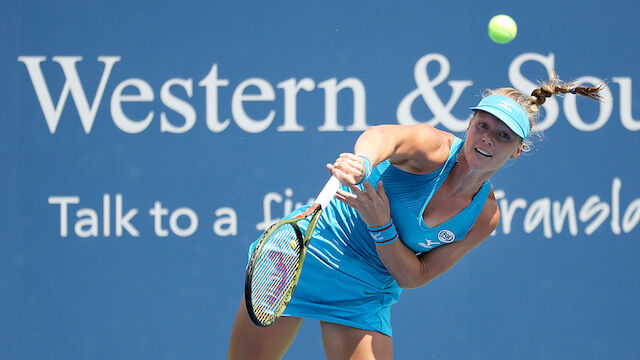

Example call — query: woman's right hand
[326,153,367,186]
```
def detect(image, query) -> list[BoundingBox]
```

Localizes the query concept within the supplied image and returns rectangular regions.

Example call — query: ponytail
[527,72,605,112]
[482,72,606,151]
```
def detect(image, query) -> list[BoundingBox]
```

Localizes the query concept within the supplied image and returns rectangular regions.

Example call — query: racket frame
[244,203,322,327]
[244,176,340,327]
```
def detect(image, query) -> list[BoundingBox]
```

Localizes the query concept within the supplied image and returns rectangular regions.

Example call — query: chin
[465,146,503,171]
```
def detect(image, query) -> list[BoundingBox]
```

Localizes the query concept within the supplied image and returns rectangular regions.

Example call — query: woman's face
[463,110,524,171]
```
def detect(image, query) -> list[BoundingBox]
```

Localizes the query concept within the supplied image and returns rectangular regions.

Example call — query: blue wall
[2,1,639,358]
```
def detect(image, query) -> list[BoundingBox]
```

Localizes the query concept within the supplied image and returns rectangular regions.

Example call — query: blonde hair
[483,72,605,150]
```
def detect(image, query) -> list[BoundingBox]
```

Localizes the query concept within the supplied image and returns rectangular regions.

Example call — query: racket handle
[315,175,341,209]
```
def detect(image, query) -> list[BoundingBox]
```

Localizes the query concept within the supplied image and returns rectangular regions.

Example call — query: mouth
[474,147,492,158]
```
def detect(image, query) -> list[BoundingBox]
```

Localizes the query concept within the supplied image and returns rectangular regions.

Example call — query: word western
[18,53,639,135]
[18,56,366,134]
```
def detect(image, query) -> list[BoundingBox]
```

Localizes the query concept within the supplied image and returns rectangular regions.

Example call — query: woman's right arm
[328,124,453,185]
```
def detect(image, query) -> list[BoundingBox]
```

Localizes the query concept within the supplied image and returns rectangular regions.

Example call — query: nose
[481,134,493,146]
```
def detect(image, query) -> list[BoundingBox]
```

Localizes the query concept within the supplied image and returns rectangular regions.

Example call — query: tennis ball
[488,15,517,44]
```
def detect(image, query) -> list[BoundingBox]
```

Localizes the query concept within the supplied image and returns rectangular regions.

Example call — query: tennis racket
[245,175,341,327]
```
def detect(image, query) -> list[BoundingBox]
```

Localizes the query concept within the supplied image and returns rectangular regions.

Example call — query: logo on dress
[418,239,441,249]
[437,230,455,243]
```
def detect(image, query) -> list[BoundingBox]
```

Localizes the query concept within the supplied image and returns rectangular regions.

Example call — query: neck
[446,152,496,197]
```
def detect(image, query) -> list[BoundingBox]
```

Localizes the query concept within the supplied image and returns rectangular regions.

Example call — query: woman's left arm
[340,181,500,289]
[382,217,498,288]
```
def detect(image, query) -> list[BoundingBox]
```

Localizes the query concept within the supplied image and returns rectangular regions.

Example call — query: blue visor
[469,95,530,139]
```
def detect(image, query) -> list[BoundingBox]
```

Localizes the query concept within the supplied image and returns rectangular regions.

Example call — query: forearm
[375,240,430,289]
[377,231,482,289]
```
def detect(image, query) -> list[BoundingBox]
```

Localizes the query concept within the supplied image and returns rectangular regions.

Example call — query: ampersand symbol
[397,54,473,132]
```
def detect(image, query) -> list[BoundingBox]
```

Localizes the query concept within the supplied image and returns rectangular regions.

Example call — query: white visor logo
[497,100,515,112]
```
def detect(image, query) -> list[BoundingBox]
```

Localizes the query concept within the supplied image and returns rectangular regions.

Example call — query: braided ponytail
[482,72,605,151]
[527,71,605,113]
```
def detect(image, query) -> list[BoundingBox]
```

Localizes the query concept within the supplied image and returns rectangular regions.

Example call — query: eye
[500,132,510,139]
[478,122,488,129]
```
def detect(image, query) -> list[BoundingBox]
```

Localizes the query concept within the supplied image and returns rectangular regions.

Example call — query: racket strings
[250,224,301,324]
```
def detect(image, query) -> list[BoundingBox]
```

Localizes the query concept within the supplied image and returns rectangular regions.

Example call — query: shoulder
[466,189,500,245]
[404,124,454,151]
[386,124,456,173]
[372,123,452,145]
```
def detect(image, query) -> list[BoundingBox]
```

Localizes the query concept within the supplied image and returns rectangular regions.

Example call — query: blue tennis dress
[248,136,491,336]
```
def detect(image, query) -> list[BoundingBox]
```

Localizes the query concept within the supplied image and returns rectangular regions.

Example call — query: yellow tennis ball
[488,15,517,44]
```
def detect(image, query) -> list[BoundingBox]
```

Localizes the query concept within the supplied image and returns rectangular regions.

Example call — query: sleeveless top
[366,136,492,253]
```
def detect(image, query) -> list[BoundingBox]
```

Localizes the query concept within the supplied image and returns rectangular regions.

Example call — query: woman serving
[229,76,603,359]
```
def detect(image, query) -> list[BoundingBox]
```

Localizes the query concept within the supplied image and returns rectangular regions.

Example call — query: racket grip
[315,176,341,209]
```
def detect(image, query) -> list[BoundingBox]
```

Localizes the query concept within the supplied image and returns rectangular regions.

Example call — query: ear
[510,143,525,159]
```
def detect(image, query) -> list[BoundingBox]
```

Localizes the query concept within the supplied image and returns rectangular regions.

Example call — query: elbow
[395,274,432,289]
[393,260,436,289]
[397,279,428,289]
[397,280,420,289]
[359,125,385,142]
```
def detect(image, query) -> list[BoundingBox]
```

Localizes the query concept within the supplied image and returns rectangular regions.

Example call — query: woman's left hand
[335,181,391,228]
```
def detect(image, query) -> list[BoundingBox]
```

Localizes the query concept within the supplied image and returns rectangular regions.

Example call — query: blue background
[2,0,639,359]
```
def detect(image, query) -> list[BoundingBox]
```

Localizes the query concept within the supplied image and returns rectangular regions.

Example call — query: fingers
[326,163,335,175]
[362,181,375,192]
[358,181,382,201]
[334,193,353,207]
[337,153,363,164]
[351,181,388,205]
[341,181,391,228]
[336,188,357,200]
[335,189,357,208]
[335,154,362,169]
[376,181,388,201]
[335,160,362,180]
[329,153,365,185]
[332,167,358,185]
[348,183,363,194]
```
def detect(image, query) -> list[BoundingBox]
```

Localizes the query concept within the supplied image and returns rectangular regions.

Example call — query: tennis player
[228,78,603,359]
